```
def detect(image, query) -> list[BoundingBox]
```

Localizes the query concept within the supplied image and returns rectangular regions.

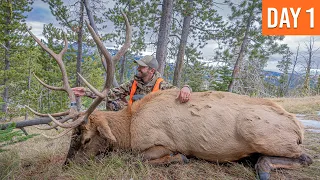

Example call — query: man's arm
[72,81,133,111]
[106,80,133,102]
[73,81,133,100]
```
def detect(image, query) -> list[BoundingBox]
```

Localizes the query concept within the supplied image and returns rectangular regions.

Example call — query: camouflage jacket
[85,72,175,111]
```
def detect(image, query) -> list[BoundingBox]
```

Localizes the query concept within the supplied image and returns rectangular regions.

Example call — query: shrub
[0,123,37,152]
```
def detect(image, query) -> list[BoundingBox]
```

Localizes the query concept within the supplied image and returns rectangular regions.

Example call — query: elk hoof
[180,154,189,164]
[257,171,270,180]
[299,154,313,166]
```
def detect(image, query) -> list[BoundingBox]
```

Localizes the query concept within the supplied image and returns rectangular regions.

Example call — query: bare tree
[286,44,300,95]
[302,37,320,95]
[173,0,193,87]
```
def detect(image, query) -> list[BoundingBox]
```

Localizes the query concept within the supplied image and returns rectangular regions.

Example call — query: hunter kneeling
[72,55,192,111]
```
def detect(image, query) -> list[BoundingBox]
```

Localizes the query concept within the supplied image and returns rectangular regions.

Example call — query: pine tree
[210,49,233,91]
[0,123,37,152]
[302,37,320,95]
[225,0,286,94]
[0,0,33,120]
[172,0,224,87]
[277,46,292,97]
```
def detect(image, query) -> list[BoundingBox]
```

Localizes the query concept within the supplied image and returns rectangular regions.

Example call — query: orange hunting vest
[128,78,164,106]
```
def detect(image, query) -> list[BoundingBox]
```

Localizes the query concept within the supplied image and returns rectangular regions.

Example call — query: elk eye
[84,138,91,145]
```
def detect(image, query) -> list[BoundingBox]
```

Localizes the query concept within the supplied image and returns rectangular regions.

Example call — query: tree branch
[0,117,62,130]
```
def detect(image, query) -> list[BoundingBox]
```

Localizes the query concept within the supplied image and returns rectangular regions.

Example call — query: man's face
[137,65,152,78]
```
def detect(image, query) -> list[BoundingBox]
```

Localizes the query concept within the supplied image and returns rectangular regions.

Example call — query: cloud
[27,21,46,39]
[201,40,219,59]
[27,0,55,23]
[283,36,320,54]
[265,61,280,72]
[26,0,320,73]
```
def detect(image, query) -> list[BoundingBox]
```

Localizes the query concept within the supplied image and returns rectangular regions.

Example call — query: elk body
[15,11,312,180]
[68,89,312,180]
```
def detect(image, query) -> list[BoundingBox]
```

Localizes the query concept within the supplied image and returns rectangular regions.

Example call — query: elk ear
[97,122,117,143]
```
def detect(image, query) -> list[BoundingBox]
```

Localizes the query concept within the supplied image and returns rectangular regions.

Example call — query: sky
[26,0,320,73]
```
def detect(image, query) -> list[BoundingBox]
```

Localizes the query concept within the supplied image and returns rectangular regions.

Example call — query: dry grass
[0,123,71,180]
[269,95,320,119]
[1,96,320,179]
[1,126,319,180]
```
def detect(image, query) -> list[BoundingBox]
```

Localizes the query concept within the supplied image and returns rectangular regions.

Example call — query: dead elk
[68,89,312,180]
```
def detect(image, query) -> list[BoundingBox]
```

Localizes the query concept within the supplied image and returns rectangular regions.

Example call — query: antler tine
[79,12,132,121]
[42,128,73,139]
[56,34,76,104]
[48,114,85,129]
[34,124,58,130]
[77,73,105,98]
[25,105,70,117]
[111,10,132,62]
[27,29,60,61]
[59,35,68,57]
[27,29,76,106]
[35,117,71,130]
[35,125,57,130]
[85,20,114,89]
[33,73,65,91]
[81,18,127,122]
[83,89,109,119]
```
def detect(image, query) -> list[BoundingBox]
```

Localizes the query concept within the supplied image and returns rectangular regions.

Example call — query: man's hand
[176,86,191,103]
[72,87,86,97]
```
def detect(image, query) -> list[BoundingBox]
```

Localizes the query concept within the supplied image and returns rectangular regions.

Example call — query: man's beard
[136,70,148,78]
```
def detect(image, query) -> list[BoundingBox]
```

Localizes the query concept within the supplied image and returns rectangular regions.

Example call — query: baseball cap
[134,55,158,69]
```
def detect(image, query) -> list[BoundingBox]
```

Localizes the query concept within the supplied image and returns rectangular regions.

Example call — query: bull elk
[1,12,312,180]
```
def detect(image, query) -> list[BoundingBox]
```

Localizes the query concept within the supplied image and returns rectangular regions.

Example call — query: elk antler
[19,11,132,138]
[111,10,132,62]
[26,29,78,118]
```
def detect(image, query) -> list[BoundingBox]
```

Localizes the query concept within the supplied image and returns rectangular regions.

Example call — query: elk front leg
[255,153,313,180]
[142,146,189,166]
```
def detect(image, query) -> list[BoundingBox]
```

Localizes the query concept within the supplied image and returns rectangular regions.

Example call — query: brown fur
[72,89,305,163]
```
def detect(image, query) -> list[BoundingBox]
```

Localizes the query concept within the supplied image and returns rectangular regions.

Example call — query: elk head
[68,111,119,163]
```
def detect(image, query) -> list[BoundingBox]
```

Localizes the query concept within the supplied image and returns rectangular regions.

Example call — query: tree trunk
[156,0,174,75]
[39,89,43,112]
[1,4,11,121]
[2,41,10,121]
[47,86,50,111]
[303,39,313,95]
[286,44,299,95]
[173,0,193,87]
[227,1,255,92]
[119,52,126,84]
[25,57,32,121]
[76,1,84,111]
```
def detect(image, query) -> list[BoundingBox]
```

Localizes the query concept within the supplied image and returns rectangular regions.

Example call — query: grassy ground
[270,95,320,120]
[1,96,320,179]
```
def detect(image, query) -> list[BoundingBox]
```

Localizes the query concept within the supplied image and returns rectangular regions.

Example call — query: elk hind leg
[142,146,189,166]
[255,153,313,180]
